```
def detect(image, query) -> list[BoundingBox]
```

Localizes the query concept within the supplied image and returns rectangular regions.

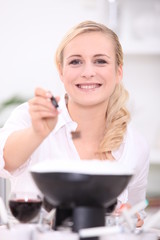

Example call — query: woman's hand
[28,87,59,139]
[115,203,144,227]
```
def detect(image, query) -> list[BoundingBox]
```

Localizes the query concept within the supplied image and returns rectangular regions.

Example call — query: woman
[0,21,149,227]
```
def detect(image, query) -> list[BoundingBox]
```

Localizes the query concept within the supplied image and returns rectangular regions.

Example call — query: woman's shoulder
[13,102,29,111]
[3,102,30,128]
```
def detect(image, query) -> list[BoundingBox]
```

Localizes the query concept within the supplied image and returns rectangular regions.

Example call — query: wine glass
[8,192,42,223]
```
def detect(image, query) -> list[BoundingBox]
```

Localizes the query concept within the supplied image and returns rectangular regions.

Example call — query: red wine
[9,199,42,223]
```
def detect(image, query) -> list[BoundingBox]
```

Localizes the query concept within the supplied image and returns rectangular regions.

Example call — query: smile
[76,83,102,89]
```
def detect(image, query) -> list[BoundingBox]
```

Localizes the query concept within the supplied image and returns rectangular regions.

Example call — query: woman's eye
[95,59,107,64]
[69,59,81,65]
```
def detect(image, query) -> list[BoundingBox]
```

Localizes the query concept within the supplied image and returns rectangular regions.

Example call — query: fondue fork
[51,95,81,140]
[50,96,59,108]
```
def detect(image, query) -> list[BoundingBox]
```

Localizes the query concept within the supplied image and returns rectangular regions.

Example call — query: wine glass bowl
[9,192,42,223]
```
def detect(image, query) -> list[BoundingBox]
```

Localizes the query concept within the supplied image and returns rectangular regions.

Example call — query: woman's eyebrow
[94,54,111,59]
[67,55,81,59]
[66,54,111,59]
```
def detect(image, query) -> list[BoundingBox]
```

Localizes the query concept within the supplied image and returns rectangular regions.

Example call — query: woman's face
[59,31,122,108]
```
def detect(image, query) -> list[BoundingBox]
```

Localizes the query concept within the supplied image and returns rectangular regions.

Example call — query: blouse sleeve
[0,102,31,177]
[113,125,150,215]
[127,129,150,207]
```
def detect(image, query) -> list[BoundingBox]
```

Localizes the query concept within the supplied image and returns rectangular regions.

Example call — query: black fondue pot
[30,160,133,233]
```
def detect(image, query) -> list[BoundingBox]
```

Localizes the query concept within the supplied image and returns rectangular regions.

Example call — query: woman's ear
[116,64,123,83]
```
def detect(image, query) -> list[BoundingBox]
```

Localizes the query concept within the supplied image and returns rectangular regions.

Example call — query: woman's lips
[76,83,102,90]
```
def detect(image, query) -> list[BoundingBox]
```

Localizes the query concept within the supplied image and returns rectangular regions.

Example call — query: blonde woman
[0,21,149,227]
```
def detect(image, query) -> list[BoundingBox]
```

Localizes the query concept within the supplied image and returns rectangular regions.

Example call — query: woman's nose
[81,63,96,78]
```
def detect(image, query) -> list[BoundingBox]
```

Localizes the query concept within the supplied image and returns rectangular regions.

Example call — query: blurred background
[0,0,160,205]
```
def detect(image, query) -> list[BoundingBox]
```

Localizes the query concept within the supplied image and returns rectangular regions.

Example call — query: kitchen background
[0,0,160,205]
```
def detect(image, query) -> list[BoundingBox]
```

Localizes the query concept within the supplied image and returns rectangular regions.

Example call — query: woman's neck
[67,99,108,141]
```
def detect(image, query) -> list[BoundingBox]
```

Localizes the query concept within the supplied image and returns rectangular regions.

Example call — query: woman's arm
[127,136,150,227]
[4,127,45,171]
[115,128,150,227]
[3,87,59,172]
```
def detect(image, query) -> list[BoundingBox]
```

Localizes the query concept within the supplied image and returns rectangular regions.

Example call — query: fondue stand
[30,160,133,235]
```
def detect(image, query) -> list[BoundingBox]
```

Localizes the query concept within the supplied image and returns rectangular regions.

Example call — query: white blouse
[0,95,150,210]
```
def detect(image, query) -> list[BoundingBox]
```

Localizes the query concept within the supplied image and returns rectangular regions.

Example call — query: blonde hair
[55,20,130,159]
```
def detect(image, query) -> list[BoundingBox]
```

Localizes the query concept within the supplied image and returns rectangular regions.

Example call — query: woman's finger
[136,212,144,227]
[34,87,52,98]
[29,97,56,111]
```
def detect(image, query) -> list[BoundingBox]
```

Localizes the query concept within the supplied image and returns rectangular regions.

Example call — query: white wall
[0,0,160,152]
[123,55,160,148]
[0,0,107,100]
